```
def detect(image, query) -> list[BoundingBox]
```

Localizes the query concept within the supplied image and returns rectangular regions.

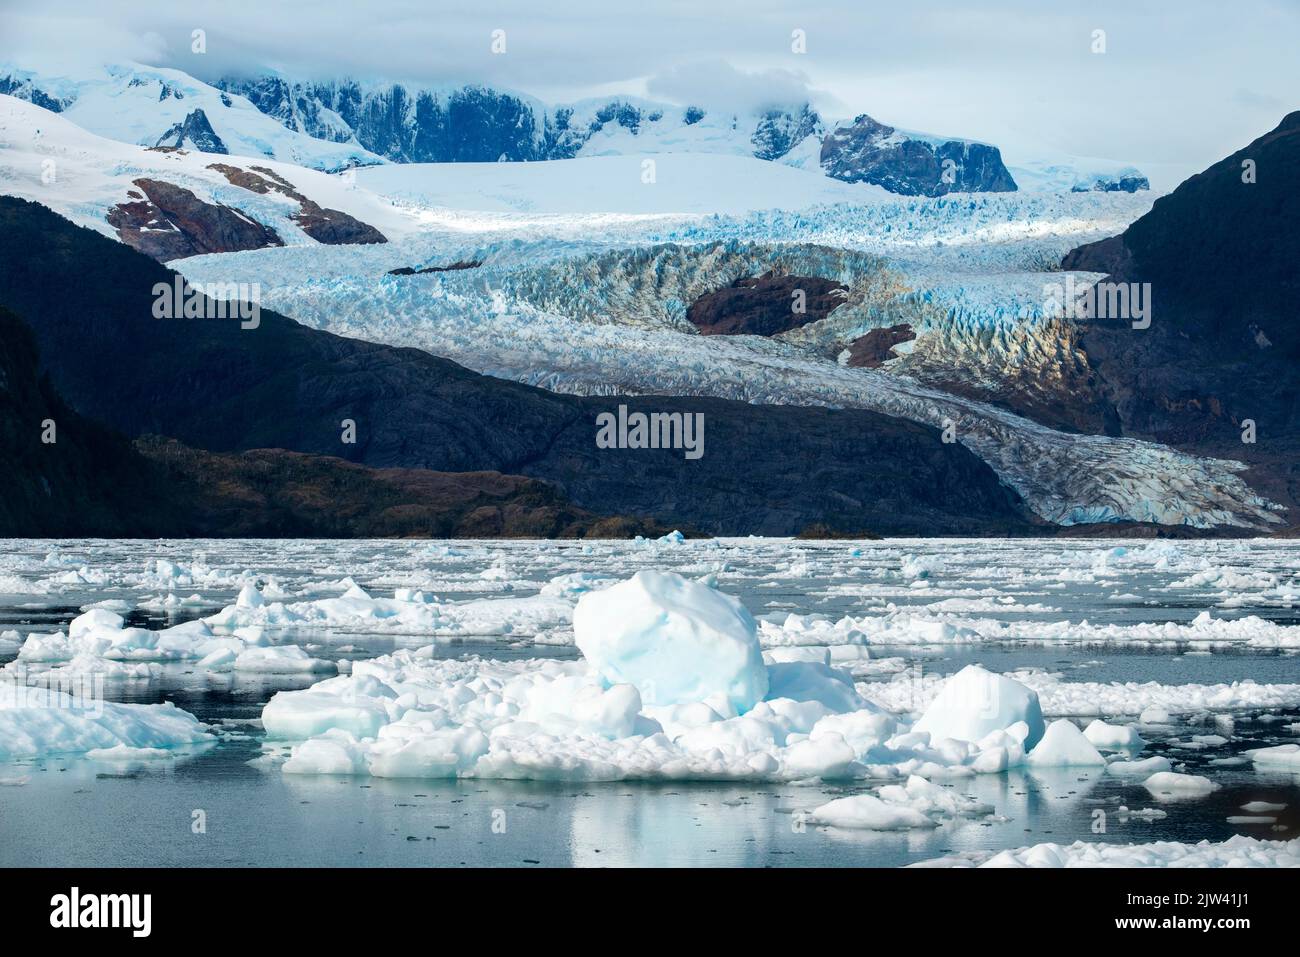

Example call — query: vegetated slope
[0,197,1034,536]
[0,304,667,538]
[133,438,669,539]
[0,306,188,536]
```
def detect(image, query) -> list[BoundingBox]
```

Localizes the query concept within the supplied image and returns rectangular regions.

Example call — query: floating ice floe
[866,668,1300,718]
[1105,755,1172,777]
[1241,801,1287,813]
[1144,771,1220,798]
[756,608,1300,651]
[261,574,1147,788]
[809,793,936,830]
[1083,719,1145,750]
[1247,744,1300,771]
[758,612,980,648]
[0,682,211,760]
[206,580,574,639]
[913,835,1300,868]
[1,607,333,677]
[805,772,1000,830]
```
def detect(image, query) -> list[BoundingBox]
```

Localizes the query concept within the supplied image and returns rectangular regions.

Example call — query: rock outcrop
[820,114,1018,196]
[207,163,387,245]
[844,324,916,367]
[686,272,848,336]
[1061,111,1300,526]
[107,178,283,260]
[155,108,229,153]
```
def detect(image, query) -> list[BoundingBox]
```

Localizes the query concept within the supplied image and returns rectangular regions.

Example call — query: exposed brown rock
[388,260,482,275]
[107,178,283,260]
[844,324,916,367]
[687,271,848,336]
[207,162,387,245]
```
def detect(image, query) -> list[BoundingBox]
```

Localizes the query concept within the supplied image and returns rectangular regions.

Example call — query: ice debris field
[1,537,1298,867]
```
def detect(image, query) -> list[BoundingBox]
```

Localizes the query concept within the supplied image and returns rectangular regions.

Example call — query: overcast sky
[2,0,1296,178]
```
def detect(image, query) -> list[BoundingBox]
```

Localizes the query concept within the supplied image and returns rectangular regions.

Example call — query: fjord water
[1,537,1297,867]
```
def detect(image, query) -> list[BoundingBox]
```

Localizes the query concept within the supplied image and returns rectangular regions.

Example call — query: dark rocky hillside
[0,306,188,536]
[1062,112,1300,521]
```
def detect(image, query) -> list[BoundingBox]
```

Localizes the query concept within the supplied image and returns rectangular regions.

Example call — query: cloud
[0,0,1296,171]
[0,10,170,74]
[645,60,839,115]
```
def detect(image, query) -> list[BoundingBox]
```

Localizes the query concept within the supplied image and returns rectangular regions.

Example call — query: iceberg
[809,793,937,830]
[1144,771,1220,797]
[573,570,768,714]
[1026,719,1106,767]
[0,682,210,760]
[1083,719,1145,750]
[913,664,1045,750]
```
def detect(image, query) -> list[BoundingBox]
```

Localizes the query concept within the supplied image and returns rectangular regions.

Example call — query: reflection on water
[2,724,1297,867]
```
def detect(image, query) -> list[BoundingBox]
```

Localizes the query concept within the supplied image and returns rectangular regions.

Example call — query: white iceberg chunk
[913,664,1045,750]
[573,570,767,714]
[1144,771,1220,797]
[234,645,336,674]
[0,682,210,759]
[1083,719,1145,750]
[1247,743,1300,771]
[1027,719,1107,767]
[916,835,1300,868]
[809,793,937,830]
[1106,755,1172,777]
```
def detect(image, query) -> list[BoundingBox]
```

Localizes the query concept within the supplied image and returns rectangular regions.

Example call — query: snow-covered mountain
[1011,158,1150,193]
[0,96,406,255]
[218,73,1022,196]
[0,63,384,171]
[1,60,1156,197]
